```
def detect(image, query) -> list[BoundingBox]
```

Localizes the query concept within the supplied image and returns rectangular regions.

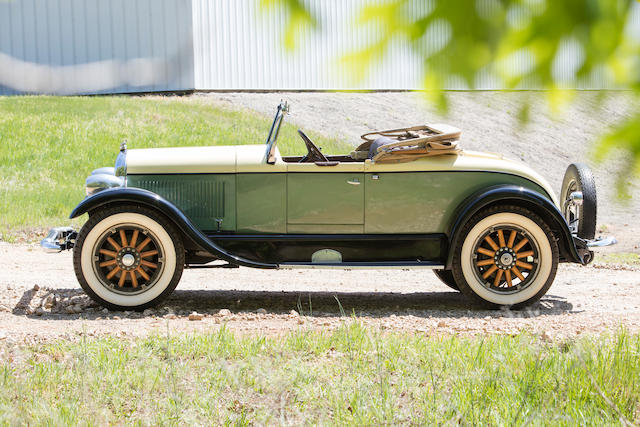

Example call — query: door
[286,163,364,233]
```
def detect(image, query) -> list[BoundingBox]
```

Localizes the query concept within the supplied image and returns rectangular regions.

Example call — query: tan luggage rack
[352,124,462,163]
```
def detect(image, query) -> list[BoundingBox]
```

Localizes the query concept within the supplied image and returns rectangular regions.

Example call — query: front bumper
[41,227,77,253]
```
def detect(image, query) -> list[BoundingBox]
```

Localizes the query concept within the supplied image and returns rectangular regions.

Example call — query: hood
[125,145,275,174]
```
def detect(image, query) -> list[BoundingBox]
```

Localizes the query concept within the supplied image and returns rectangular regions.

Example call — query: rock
[70,295,84,304]
[164,314,177,319]
[113,316,121,320]
[102,308,109,314]
[72,304,83,314]
[297,318,305,325]
[437,320,447,328]
[218,309,232,316]
[541,331,552,342]
[42,295,56,309]
[32,284,39,291]
[142,309,154,316]
[65,306,76,314]
[188,311,203,321]
[484,316,491,320]
[289,310,299,318]
[256,308,267,314]
[35,307,45,316]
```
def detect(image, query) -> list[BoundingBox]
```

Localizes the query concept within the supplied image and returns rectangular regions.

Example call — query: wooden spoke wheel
[73,206,184,311]
[471,226,539,293]
[94,225,164,294]
[452,206,558,309]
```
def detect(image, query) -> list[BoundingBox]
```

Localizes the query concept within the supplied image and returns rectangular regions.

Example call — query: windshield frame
[265,101,289,164]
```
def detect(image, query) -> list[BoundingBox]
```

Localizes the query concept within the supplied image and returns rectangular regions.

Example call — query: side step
[279,261,444,270]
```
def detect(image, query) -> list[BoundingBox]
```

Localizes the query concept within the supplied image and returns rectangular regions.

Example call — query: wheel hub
[473,226,539,290]
[116,247,141,271]
[496,248,516,269]
[121,253,136,267]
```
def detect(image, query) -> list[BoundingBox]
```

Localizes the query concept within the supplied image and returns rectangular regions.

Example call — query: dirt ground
[1,243,639,345]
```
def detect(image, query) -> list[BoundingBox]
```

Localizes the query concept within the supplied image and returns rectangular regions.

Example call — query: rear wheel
[73,205,185,311]
[452,206,558,309]
[561,163,597,240]
[433,269,459,291]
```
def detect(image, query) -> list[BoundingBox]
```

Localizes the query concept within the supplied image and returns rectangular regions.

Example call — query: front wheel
[73,205,185,311]
[451,206,559,309]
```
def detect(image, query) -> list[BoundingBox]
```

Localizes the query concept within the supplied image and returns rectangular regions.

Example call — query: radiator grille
[129,175,233,230]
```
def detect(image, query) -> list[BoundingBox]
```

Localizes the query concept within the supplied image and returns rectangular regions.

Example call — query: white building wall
[0,0,194,95]
[192,0,427,90]
[1,0,637,95]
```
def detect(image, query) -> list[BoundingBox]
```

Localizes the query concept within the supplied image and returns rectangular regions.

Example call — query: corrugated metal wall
[192,0,427,90]
[1,0,637,94]
[193,0,637,90]
[0,0,194,95]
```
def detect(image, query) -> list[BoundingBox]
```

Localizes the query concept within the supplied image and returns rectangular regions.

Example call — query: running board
[279,261,444,270]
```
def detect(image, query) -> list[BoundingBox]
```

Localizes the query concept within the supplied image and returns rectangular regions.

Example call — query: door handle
[347,178,360,185]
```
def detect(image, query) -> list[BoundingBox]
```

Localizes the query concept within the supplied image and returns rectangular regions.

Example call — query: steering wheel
[297,130,329,163]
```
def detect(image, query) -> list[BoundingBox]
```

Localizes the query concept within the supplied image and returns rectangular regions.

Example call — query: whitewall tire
[452,206,559,309]
[73,206,185,310]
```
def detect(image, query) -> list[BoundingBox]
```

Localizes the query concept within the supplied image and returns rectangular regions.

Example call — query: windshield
[265,101,289,164]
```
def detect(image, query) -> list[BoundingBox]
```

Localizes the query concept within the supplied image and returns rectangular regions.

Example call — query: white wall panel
[191,0,629,91]
[192,0,427,90]
[190,0,423,90]
[0,0,194,95]
[0,0,634,94]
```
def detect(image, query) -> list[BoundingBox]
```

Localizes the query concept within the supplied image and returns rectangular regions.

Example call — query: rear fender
[446,185,587,269]
[70,187,278,269]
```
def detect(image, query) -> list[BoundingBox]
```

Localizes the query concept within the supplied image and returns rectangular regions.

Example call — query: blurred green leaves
[264,0,640,196]
[260,0,317,50]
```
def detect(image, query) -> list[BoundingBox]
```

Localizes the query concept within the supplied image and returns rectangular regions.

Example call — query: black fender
[69,187,278,269]
[445,185,587,269]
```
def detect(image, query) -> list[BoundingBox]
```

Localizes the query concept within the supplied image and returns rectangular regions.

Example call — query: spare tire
[561,163,597,240]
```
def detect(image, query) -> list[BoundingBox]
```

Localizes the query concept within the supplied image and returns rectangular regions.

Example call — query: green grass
[0,96,350,239]
[1,324,639,425]
[596,252,640,267]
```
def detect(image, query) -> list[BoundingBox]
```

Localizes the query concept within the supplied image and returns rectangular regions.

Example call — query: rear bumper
[572,235,617,264]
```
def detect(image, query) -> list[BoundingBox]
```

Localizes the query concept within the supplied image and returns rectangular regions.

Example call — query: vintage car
[42,102,614,311]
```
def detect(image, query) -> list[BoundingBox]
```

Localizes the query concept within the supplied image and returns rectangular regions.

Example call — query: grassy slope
[0,324,638,425]
[0,96,350,238]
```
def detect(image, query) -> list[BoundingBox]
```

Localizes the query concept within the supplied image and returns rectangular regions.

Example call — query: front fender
[70,187,278,269]
[446,185,587,269]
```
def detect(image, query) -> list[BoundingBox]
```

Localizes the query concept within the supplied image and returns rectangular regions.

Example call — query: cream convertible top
[352,124,461,163]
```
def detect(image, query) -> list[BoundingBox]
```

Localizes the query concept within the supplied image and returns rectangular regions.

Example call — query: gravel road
[1,243,639,345]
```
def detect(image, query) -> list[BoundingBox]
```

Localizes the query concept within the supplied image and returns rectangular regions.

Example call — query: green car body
[54,103,605,310]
